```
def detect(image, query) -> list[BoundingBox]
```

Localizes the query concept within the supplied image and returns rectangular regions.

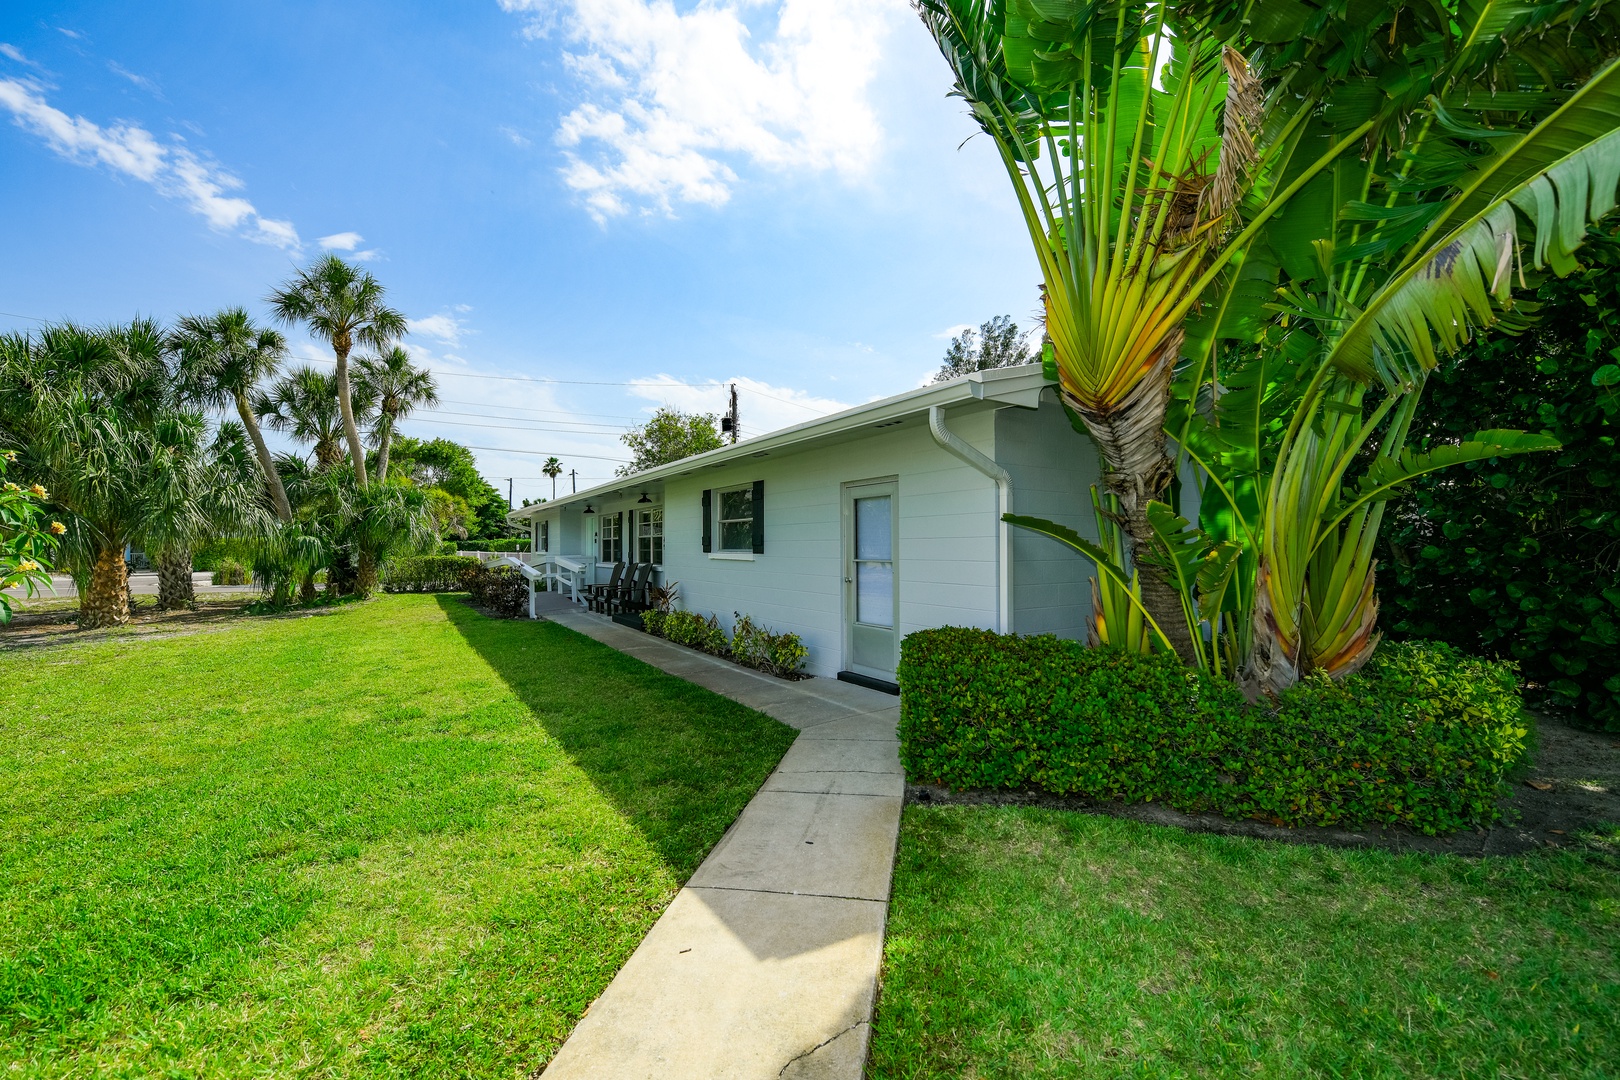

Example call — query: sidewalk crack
[778,1021,866,1077]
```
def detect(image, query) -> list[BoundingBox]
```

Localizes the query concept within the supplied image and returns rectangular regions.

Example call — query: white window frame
[714,484,754,554]
[636,507,664,565]
[538,520,549,553]
[600,511,623,562]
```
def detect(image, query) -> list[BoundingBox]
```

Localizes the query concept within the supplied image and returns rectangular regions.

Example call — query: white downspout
[928,405,1012,634]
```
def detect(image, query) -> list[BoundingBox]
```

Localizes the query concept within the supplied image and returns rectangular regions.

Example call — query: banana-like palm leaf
[1330,59,1620,386]
[1003,512,1177,653]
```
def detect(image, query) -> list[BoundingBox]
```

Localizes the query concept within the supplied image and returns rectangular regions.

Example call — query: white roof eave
[508,363,1052,522]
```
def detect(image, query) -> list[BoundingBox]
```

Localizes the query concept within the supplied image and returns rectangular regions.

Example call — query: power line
[437,397,643,422]
[413,408,629,432]
[402,416,627,436]
[458,444,627,462]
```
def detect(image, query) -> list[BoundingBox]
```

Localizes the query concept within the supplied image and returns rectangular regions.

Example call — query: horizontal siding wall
[995,393,1102,640]
[659,411,1002,678]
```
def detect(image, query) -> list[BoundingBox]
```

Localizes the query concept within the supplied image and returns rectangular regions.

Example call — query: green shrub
[465,565,528,618]
[382,555,481,593]
[898,630,1528,835]
[463,537,530,553]
[194,540,256,572]
[658,610,729,655]
[210,559,249,586]
[731,612,808,677]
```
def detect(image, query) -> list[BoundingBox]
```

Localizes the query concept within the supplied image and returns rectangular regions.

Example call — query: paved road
[3,572,259,600]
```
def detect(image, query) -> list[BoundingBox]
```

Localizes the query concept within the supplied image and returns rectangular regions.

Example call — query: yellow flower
[28,484,47,498]
[1,450,15,461]
[50,521,67,535]
[17,560,39,573]
[2,483,17,492]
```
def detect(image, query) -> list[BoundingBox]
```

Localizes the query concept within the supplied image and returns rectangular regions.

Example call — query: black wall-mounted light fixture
[582,504,595,515]
[638,492,651,504]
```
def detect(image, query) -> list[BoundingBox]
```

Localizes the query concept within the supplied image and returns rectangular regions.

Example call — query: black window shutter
[701,489,712,553]
[751,480,765,554]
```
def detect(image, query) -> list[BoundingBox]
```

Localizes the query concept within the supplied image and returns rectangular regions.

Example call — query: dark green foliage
[382,555,480,593]
[642,610,809,678]
[1383,229,1620,731]
[899,629,1527,834]
[209,559,249,586]
[465,565,528,618]
[649,610,728,655]
[464,537,530,552]
[386,436,514,540]
[616,408,724,477]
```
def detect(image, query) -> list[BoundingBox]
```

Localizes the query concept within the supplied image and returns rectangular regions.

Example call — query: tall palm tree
[542,456,562,500]
[266,255,406,488]
[354,346,438,482]
[170,307,293,521]
[254,366,374,472]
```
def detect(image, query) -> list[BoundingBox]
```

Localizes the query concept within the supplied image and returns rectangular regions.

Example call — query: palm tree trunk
[355,546,378,598]
[155,547,195,611]
[236,391,292,521]
[333,335,369,487]
[80,546,131,630]
[375,423,392,483]
[299,571,317,603]
[1065,334,1198,664]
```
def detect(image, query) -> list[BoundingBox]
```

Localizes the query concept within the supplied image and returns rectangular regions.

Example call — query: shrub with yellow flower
[1,452,59,623]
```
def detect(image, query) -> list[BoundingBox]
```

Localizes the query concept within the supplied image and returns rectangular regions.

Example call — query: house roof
[508,363,1053,523]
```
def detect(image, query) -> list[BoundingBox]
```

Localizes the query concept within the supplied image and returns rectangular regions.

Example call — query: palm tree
[254,367,374,472]
[354,346,438,482]
[542,456,562,500]
[923,0,1620,688]
[266,255,406,488]
[170,307,293,521]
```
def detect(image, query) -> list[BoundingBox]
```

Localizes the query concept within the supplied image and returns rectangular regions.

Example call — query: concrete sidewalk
[540,604,902,1079]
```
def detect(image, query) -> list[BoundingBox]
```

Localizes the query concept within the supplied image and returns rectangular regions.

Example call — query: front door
[843,479,899,680]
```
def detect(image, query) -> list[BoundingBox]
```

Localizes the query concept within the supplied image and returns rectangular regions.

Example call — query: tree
[266,255,406,489]
[0,320,266,628]
[0,448,60,624]
[617,408,724,476]
[170,307,294,521]
[542,456,563,500]
[1382,226,1620,730]
[385,436,510,539]
[255,366,374,472]
[932,315,1036,383]
[922,0,1620,689]
[354,346,438,482]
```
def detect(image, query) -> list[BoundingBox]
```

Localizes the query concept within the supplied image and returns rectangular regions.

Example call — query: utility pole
[570,469,578,493]
[505,477,513,509]
[720,381,740,444]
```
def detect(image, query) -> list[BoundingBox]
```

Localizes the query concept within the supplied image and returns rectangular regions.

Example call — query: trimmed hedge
[466,565,528,618]
[382,555,481,593]
[898,629,1528,835]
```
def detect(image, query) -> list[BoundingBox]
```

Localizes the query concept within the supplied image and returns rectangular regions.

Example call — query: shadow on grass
[433,595,797,879]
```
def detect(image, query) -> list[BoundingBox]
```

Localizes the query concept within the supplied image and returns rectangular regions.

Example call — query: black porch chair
[609,562,655,615]
[585,561,625,613]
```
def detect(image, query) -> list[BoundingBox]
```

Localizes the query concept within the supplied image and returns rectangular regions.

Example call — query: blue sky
[0,0,1037,505]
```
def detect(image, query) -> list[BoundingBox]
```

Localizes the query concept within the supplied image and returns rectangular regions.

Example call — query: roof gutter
[928,404,1012,635]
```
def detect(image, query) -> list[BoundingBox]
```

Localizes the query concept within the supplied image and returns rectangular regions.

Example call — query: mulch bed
[908,712,1620,858]
[0,596,335,649]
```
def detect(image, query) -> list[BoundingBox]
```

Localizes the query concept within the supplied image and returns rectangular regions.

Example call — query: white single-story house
[506,363,1107,688]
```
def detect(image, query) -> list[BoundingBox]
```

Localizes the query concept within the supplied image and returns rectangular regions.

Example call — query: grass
[870,806,1619,1080]
[0,594,796,1077]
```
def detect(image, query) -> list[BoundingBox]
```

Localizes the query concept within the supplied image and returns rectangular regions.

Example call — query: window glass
[637,508,664,564]
[856,563,895,627]
[600,512,623,562]
[539,521,549,553]
[717,486,753,552]
[855,496,891,560]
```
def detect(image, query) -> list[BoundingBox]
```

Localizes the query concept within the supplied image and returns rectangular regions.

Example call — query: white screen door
[843,479,899,680]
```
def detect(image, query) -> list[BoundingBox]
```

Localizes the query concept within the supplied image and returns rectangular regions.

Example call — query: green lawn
[871,807,1619,1080]
[0,594,796,1077]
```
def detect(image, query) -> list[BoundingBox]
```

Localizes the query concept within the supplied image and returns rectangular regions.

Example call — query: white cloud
[0,77,300,248]
[498,124,532,148]
[503,0,903,220]
[935,323,974,340]
[410,313,467,346]
[319,230,382,261]
[107,62,160,96]
[1,44,41,69]
[319,230,363,250]
[56,28,82,40]
[627,375,851,439]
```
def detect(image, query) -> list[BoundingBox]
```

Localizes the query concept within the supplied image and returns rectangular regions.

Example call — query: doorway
[842,478,899,682]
